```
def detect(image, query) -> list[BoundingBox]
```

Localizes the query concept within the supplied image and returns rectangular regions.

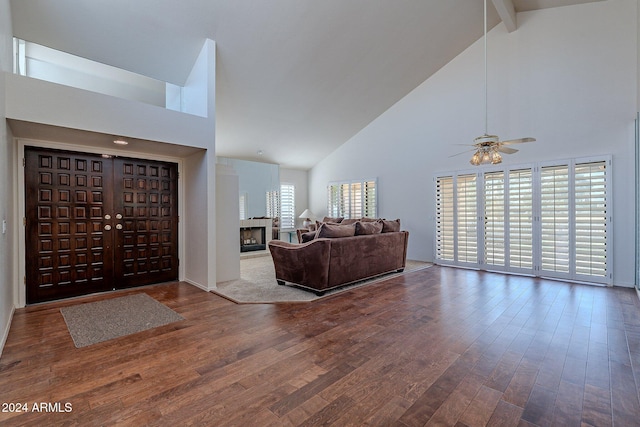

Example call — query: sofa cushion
[301,231,316,243]
[359,217,378,222]
[380,218,401,233]
[355,220,383,235]
[322,216,344,223]
[340,218,358,225]
[316,222,356,238]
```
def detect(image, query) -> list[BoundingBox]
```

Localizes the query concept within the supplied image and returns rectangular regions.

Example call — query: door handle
[104,225,112,231]
[116,224,123,230]
[116,213,123,219]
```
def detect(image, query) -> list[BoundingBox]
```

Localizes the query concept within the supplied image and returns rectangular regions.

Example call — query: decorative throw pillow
[322,216,344,223]
[301,231,316,243]
[380,218,401,233]
[355,220,383,235]
[359,217,378,222]
[316,222,356,238]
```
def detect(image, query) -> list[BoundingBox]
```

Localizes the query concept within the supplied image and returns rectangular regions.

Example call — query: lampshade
[299,209,314,219]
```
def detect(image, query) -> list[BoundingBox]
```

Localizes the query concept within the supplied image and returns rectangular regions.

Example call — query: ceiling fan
[455,0,535,166]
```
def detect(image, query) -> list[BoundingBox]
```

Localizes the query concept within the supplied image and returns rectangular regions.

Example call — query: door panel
[25,148,114,303]
[113,158,179,288]
[25,147,178,304]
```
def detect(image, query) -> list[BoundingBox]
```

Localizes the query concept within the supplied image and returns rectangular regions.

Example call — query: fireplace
[240,226,266,252]
[239,218,273,254]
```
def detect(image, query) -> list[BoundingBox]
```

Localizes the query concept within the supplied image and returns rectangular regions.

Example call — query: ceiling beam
[492,0,517,32]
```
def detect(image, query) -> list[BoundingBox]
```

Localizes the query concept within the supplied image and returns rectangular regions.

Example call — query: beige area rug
[60,293,185,348]
[214,255,432,304]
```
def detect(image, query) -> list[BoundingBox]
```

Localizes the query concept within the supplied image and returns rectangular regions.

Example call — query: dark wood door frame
[24,147,179,304]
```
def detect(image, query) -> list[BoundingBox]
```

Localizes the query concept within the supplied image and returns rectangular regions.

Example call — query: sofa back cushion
[301,231,317,243]
[340,218,358,225]
[316,222,356,238]
[355,220,383,235]
[322,216,344,223]
[380,219,401,233]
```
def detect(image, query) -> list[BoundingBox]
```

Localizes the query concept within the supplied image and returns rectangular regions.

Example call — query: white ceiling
[9,0,603,169]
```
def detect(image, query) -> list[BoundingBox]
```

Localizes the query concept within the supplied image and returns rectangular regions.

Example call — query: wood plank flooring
[1,266,640,426]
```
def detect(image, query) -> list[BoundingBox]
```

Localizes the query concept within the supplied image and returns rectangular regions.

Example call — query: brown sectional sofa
[268,227,409,295]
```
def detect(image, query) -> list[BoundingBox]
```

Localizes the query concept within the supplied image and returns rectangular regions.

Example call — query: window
[266,190,280,219]
[484,171,505,267]
[279,184,295,229]
[434,156,611,285]
[457,174,478,264]
[574,162,607,277]
[239,193,248,220]
[540,165,570,274]
[508,169,533,270]
[435,176,454,261]
[327,179,377,219]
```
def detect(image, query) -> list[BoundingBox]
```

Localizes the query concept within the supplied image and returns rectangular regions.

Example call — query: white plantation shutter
[327,179,377,219]
[434,156,610,285]
[327,184,340,217]
[350,182,363,218]
[363,180,377,218]
[436,176,454,261]
[340,183,350,217]
[457,174,478,264]
[574,161,607,277]
[540,165,570,275]
[484,171,505,267]
[508,169,533,270]
[279,184,295,229]
[266,190,280,219]
[239,193,247,220]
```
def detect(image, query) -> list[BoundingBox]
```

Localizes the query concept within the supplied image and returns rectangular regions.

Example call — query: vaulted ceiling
[9,0,604,169]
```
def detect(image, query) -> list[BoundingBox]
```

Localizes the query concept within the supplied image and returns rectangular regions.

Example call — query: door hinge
[22,158,25,167]
[23,217,26,226]
[23,276,26,285]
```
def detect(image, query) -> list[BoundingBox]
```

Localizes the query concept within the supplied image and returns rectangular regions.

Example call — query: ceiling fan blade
[501,137,536,145]
[449,148,476,158]
[498,146,518,154]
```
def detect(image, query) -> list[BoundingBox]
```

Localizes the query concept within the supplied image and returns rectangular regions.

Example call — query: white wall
[5,74,212,148]
[23,42,166,107]
[309,0,638,287]
[183,151,212,289]
[0,0,15,357]
[5,37,218,308]
[280,168,309,230]
[215,163,240,283]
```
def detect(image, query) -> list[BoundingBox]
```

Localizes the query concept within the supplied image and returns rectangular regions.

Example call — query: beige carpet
[60,293,185,348]
[214,255,432,304]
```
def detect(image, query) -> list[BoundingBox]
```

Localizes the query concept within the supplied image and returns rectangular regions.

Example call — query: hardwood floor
[1,266,640,426]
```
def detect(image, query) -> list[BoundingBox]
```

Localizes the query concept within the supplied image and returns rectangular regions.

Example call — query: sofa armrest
[268,239,332,289]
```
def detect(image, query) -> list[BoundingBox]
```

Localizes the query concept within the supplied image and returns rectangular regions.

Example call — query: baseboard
[0,305,15,360]
[183,278,210,292]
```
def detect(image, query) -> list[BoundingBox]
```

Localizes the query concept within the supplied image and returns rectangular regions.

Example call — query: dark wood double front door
[25,147,179,304]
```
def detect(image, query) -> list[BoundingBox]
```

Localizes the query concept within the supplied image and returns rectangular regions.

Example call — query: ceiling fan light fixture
[491,149,502,164]
[470,150,482,166]
[481,149,491,164]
